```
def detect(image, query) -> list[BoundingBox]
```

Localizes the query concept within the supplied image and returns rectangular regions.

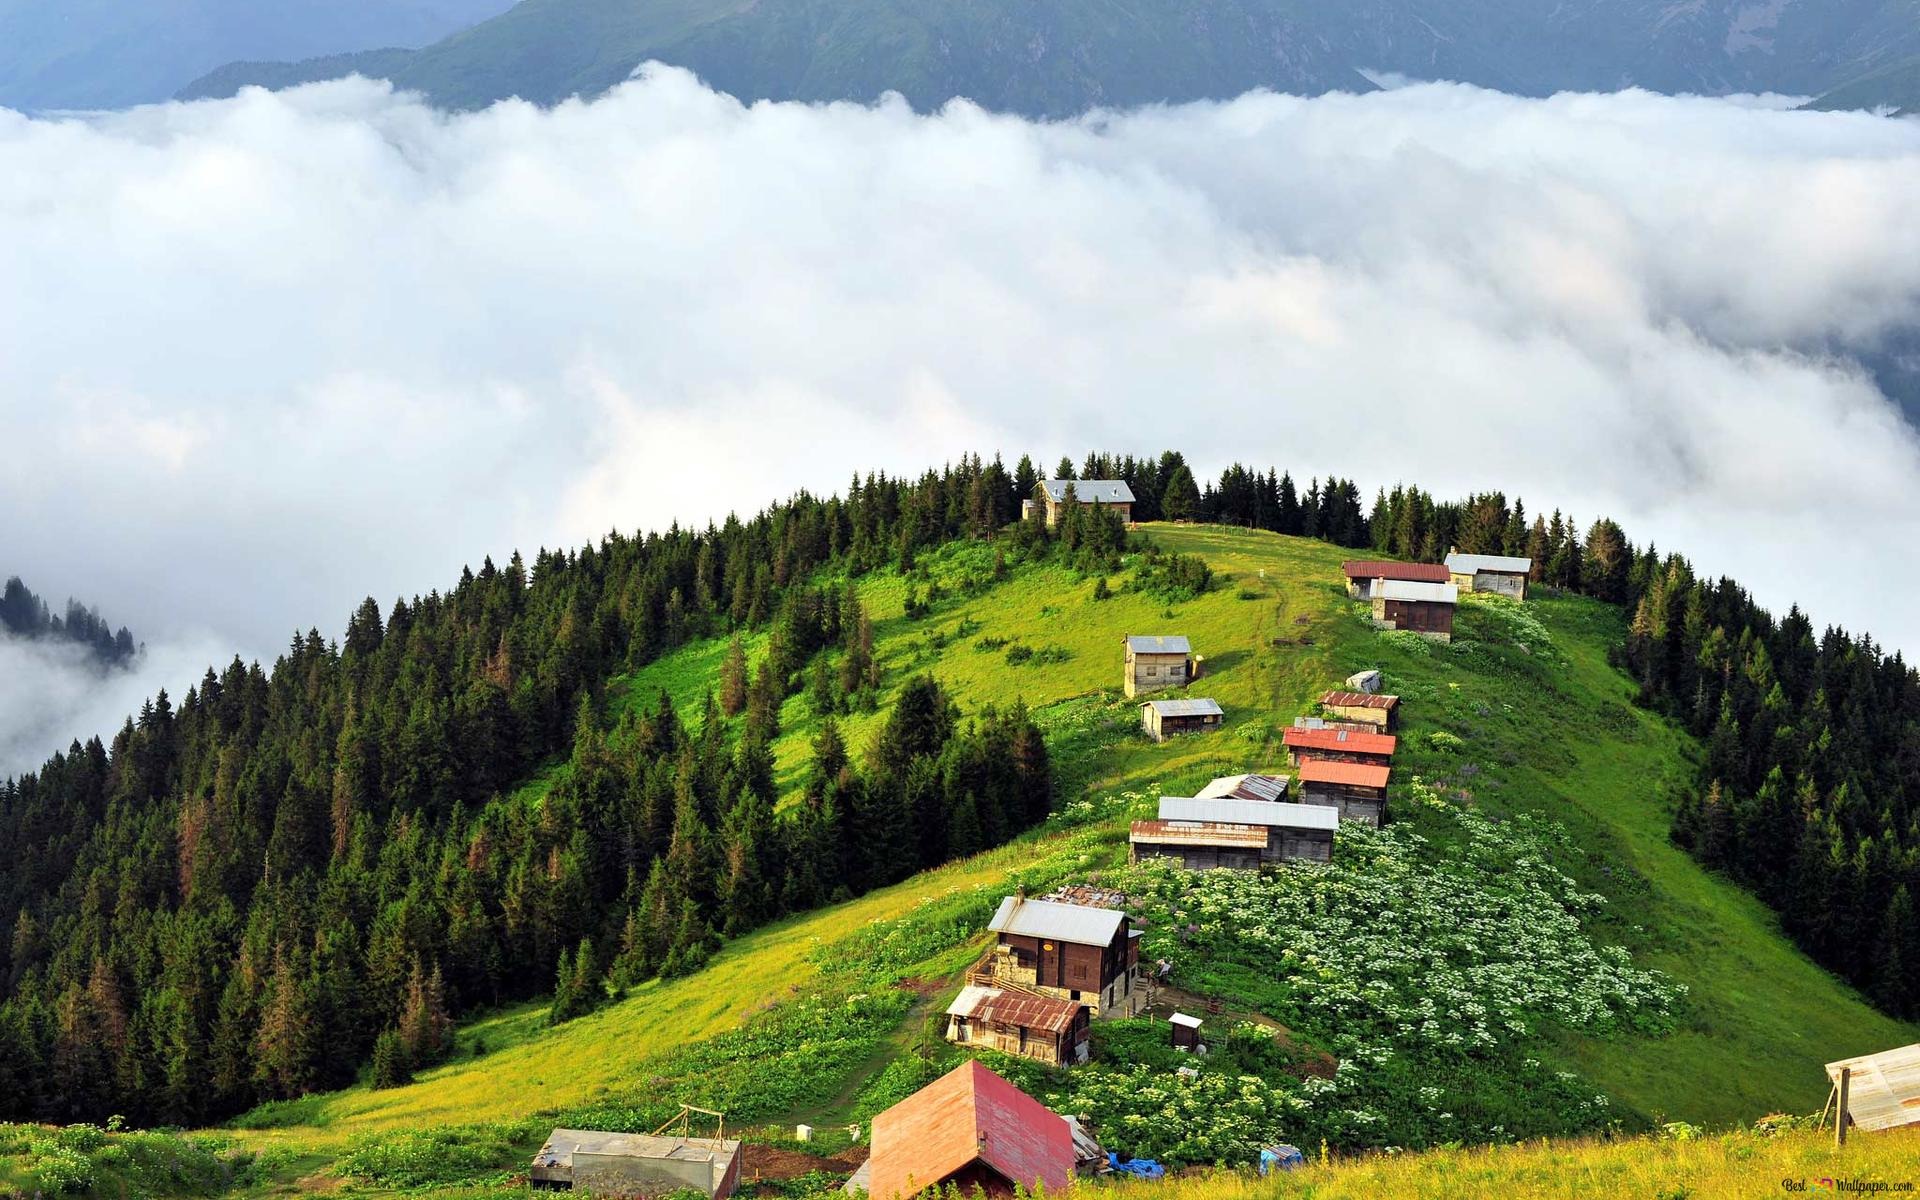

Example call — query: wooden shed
[1030,479,1135,526]
[1170,1012,1204,1051]
[1370,579,1457,641]
[1133,797,1338,866]
[983,895,1144,1017]
[1825,1043,1920,1133]
[1445,552,1533,600]
[1142,697,1223,741]
[1283,725,1396,769]
[531,1130,743,1199]
[1298,759,1390,827]
[945,985,1090,1066]
[1320,690,1400,730]
[867,1061,1076,1200]
[1123,634,1194,697]
[1340,559,1451,600]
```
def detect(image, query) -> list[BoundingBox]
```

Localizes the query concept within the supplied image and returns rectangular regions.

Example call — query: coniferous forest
[0,576,138,668]
[0,451,1914,1130]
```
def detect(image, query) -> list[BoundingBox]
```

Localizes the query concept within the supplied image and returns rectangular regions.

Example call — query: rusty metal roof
[869,1061,1074,1200]
[1130,819,1270,848]
[1321,690,1399,710]
[946,985,1084,1036]
[1341,560,1451,582]
[1283,727,1397,756]
[1299,759,1391,789]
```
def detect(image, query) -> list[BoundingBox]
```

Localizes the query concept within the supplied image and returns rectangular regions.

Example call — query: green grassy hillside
[194,527,1912,1159]
[38,523,1884,1200]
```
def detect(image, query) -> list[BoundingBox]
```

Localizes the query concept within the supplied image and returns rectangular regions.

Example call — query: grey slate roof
[988,895,1126,946]
[1445,552,1532,575]
[1157,797,1340,831]
[1126,634,1191,655]
[1041,479,1135,504]
[1143,698,1223,718]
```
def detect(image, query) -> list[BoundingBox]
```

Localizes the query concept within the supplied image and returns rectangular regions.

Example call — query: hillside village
[2,485,1917,1200]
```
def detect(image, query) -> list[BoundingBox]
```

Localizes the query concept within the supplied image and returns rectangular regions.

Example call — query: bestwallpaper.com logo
[1782,1179,1917,1195]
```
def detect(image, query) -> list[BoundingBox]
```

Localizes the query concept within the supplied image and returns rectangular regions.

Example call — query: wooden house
[1123,634,1194,697]
[1027,479,1135,526]
[1283,725,1396,769]
[531,1130,743,1199]
[866,1061,1076,1200]
[1340,559,1451,600]
[1298,758,1390,826]
[1445,552,1532,600]
[1196,773,1291,802]
[1320,690,1400,730]
[983,895,1144,1017]
[1131,796,1338,867]
[1370,579,1457,641]
[944,985,1089,1066]
[1141,697,1223,741]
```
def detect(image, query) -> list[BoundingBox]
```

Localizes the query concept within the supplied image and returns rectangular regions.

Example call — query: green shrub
[335,1125,529,1187]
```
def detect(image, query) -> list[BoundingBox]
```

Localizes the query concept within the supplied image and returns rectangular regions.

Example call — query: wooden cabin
[1141,697,1223,741]
[1370,579,1457,641]
[944,985,1089,1066]
[1320,690,1400,730]
[1027,479,1135,526]
[1283,725,1396,769]
[1123,634,1194,698]
[1131,797,1338,867]
[1340,559,1451,600]
[1196,773,1291,802]
[531,1130,743,1199]
[1445,552,1532,600]
[866,1062,1076,1200]
[1298,758,1390,827]
[984,895,1144,1017]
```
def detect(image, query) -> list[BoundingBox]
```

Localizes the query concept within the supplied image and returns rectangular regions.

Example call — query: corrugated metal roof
[988,895,1126,946]
[946,985,1083,1036]
[869,1061,1074,1200]
[1144,697,1224,717]
[1283,727,1397,756]
[1445,552,1532,575]
[1299,759,1391,788]
[1126,634,1191,654]
[1826,1042,1920,1132]
[1378,579,1458,604]
[1157,797,1340,830]
[1129,819,1270,848]
[1040,479,1136,504]
[1321,690,1399,710]
[1197,774,1292,801]
[1341,560,1452,582]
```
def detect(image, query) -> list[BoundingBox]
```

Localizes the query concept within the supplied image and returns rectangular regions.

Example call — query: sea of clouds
[2,66,1918,774]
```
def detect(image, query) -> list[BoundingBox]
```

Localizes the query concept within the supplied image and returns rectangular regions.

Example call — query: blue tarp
[1108,1153,1166,1180]
[1258,1145,1306,1174]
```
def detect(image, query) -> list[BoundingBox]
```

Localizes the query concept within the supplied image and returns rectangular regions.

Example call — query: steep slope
[0,0,513,111]
[215,526,1915,1167]
[1813,52,1920,112]
[176,0,1920,112]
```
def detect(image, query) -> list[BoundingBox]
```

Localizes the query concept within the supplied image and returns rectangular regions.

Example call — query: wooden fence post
[1836,1066,1851,1148]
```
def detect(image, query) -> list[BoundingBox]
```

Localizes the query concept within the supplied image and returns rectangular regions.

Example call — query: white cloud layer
[3,68,1920,770]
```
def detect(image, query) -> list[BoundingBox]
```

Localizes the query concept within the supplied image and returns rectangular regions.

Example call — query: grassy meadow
[8,524,1915,1200]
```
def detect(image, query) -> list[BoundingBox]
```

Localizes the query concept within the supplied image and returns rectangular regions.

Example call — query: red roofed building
[1298,758,1391,827]
[1283,725,1396,768]
[1341,560,1451,599]
[867,1061,1075,1200]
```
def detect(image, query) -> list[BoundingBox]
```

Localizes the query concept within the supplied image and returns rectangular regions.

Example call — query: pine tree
[1161,466,1201,523]
[718,637,749,717]
[370,1029,412,1088]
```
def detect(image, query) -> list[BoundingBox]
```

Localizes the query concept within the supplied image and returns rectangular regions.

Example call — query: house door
[1040,941,1059,986]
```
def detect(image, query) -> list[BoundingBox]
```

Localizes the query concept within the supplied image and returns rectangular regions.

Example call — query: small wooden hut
[1123,634,1194,698]
[945,985,1090,1066]
[1445,552,1532,599]
[1370,579,1457,641]
[1283,725,1396,768]
[1319,690,1399,730]
[1141,697,1224,741]
[1298,758,1390,826]
[1340,560,1451,600]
